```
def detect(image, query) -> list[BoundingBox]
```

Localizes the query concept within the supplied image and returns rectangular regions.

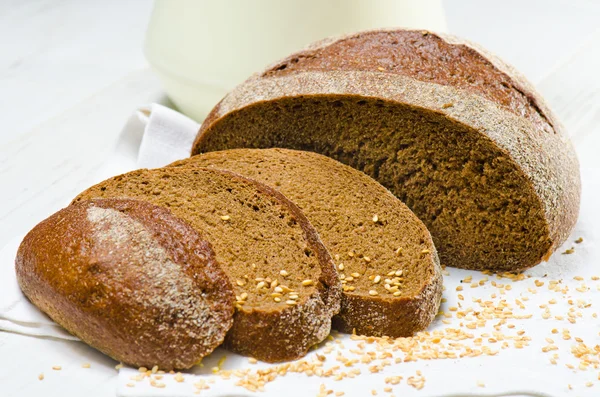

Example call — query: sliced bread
[192,28,581,273]
[16,199,234,370]
[169,148,442,337]
[73,168,341,362]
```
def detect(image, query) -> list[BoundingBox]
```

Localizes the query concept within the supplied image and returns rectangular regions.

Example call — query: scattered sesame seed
[373,275,381,284]
[81,363,91,368]
[256,281,266,289]
[302,279,314,286]
[220,215,230,221]
[274,297,281,302]
[52,366,61,371]
[338,263,344,271]
[38,373,44,380]
[286,300,297,305]
[236,279,245,286]
[126,383,135,388]
[372,215,379,223]
[364,256,371,262]
[369,290,378,296]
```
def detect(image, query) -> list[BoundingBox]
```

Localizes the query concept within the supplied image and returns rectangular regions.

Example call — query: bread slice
[170,148,442,337]
[74,168,341,362]
[16,198,234,370]
[193,28,581,273]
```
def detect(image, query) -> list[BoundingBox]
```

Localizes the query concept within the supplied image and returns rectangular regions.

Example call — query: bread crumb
[442,103,454,109]
[563,248,575,255]
[575,237,583,244]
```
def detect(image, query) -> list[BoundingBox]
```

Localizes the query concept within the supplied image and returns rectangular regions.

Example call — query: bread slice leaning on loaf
[16,199,234,370]
[74,167,341,363]
[169,148,442,337]
[193,28,581,273]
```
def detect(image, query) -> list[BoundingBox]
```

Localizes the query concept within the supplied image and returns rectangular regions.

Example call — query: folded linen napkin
[0,104,598,397]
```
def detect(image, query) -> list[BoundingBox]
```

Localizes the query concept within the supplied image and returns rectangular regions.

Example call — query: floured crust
[170,148,443,337]
[73,168,341,362]
[15,199,234,370]
[193,29,580,271]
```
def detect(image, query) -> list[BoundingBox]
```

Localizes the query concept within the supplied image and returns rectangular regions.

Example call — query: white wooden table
[1,0,599,396]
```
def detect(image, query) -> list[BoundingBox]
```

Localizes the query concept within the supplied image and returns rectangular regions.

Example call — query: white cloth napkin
[0,104,599,397]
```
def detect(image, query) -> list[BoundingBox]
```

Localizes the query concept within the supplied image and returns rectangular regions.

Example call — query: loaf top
[16,199,234,370]
[260,29,555,135]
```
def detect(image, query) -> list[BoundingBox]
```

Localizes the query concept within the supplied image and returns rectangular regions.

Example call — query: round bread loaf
[170,148,442,337]
[73,167,341,362]
[15,198,234,370]
[192,28,581,273]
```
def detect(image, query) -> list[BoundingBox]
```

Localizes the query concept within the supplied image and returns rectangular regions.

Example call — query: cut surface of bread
[74,168,341,362]
[193,29,580,273]
[170,148,442,337]
[16,199,234,370]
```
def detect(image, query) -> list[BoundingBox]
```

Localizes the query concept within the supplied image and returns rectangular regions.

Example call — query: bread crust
[193,29,580,271]
[16,199,234,370]
[170,148,442,337]
[74,168,341,362]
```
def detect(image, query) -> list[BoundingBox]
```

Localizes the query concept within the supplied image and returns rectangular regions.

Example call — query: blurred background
[0,0,599,246]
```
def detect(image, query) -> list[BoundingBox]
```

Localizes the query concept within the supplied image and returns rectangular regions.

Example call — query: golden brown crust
[73,168,341,362]
[193,28,580,272]
[15,199,234,370]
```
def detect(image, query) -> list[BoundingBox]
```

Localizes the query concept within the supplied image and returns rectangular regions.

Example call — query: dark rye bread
[193,28,581,273]
[170,148,443,337]
[16,199,234,370]
[74,167,341,362]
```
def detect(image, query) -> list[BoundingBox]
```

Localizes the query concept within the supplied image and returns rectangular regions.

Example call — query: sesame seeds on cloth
[116,251,600,397]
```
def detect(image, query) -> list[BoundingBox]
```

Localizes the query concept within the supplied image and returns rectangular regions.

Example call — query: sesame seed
[289,294,299,300]
[279,270,289,277]
[38,373,44,380]
[351,272,360,278]
[248,358,258,364]
[286,300,296,305]
[369,290,378,296]
[236,280,245,286]
[220,215,230,221]
[52,366,61,371]
[372,215,379,223]
[240,292,248,300]
[81,363,91,368]
[126,383,135,388]
[395,270,403,276]
[373,275,381,284]
[302,279,314,286]
[274,286,283,293]
[421,249,430,254]
[395,248,402,255]
[348,251,355,257]
[274,297,281,303]
[151,365,159,374]
[338,263,344,271]
[256,281,266,289]
[271,280,278,288]
[364,256,371,262]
